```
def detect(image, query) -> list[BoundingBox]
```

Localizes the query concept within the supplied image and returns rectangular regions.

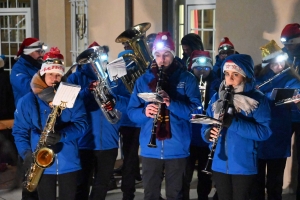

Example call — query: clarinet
[202,85,233,174]
[148,66,164,148]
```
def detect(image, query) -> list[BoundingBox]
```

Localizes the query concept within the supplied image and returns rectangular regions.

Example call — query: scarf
[212,81,259,119]
[147,60,179,140]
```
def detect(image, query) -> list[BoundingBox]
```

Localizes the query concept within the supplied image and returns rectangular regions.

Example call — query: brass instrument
[115,22,153,93]
[148,66,164,148]
[199,74,207,109]
[202,85,233,174]
[24,102,66,192]
[76,46,121,124]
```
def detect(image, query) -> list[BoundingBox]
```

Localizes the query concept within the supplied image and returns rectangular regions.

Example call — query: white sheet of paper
[107,57,127,81]
[52,82,81,108]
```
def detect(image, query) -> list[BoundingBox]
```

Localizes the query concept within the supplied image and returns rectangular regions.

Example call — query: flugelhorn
[202,85,233,174]
[115,22,153,93]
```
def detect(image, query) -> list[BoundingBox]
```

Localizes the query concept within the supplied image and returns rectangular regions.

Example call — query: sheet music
[52,82,81,108]
[107,57,127,81]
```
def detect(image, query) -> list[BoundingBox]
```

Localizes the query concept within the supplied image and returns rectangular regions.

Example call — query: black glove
[45,131,61,145]
[222,112,234,128]
[23,150,33,172]
[38,87,56,103]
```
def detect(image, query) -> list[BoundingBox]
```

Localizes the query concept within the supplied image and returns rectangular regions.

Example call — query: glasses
[35,49,45,54]
[193,66,211,71]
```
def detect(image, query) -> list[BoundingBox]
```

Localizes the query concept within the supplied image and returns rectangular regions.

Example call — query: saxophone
[24,102,66,192]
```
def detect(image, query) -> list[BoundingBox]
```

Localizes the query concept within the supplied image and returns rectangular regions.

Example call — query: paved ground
[0,164,297,200]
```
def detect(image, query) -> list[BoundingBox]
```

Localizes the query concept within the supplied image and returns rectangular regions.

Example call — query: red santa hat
[88,41,100,48]
[223,60,246,77]
[16,37,44,58]
[40,47,65,76]
[281,23,300,44]
[189,50,212,70]
[218,37,235,52]
[152,32,175,57]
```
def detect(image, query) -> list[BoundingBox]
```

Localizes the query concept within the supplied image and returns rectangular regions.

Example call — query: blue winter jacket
[190,71,221,147]
[202,54,272,175]
[12,92,88,175]
[127,58,202,159]
[256,68,300,159]
[282,47,300,122]
[67,64,129,150]
[10,55,41,106]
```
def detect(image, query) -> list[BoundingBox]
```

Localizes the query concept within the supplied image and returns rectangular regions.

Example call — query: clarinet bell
[147,133,157,148]
[201,157,213,175]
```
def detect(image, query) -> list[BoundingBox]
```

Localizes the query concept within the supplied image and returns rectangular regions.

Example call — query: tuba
[76,46,121,124]
[115,22,153,93]
[24,102,66,192]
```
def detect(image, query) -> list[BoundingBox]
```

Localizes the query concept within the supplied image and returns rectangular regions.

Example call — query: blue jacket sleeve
[127,79,150,124]
[227,95,272,141]
[167,74,202,120]
[58,97,88,142]
[12,97,34,159]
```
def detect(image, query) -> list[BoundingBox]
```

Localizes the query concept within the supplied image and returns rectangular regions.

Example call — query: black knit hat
[181,33,204,51]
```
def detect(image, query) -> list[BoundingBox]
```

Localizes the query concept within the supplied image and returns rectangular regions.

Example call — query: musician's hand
[292,94,300,104]
[102,100,115,111]
[158,90,170,106]
[38,87,56,103]
[209,127,219,142]
[88,80,99,91]
[45,131,61,145]
[23,150,33,173]
[145,103,159,118]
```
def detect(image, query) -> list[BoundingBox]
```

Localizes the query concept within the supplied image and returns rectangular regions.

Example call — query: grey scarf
[212,81,259,119]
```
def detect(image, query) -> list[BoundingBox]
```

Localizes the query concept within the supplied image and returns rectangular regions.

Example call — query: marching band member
[213,37,236,78]
[127,31,201,200]
[281,23,300,199]
[202,54,272,200]
[181,33,204,69]
[12,47,87,200]
[252,40,300,200]
[182,50,220,200]
[67,42,129,200]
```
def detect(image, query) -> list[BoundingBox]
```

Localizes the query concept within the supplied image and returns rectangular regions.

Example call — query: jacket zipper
[161,140,164,159]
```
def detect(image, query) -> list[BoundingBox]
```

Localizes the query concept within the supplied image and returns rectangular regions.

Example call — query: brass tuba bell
[115,22,154,93]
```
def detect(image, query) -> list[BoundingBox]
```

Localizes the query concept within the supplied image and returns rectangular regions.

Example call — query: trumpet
[202,85,234,174]
[199,74,207,109]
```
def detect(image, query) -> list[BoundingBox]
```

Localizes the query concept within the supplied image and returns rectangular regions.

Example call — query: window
[183,0,216,60]
[70,0,88,63]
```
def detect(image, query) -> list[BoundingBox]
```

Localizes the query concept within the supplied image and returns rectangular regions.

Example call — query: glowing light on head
[42,44,48,50]
[199,57,206,63]
[156,42,164,50]
[281,37,286,43]
[275,54,287,63]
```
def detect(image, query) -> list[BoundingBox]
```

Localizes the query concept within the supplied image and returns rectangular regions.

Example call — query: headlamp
[194,57,212,65]
[25,43,47,50]
[218,45,234,52]
[44,58,64,65]
[275,54,287,63]
[101,54,108,61]
[281,37,286,43]
[156,42,164,50]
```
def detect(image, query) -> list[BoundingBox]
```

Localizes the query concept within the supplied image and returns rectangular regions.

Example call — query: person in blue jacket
[182,50,221,200]
[67,44,129,200]
[280,23,300,199]
[12,47,88,200]
[251,40,300,200]
[213,37,237,79]
[127,31,202,200]
[202,54,272,200]
[10,37,47,106]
